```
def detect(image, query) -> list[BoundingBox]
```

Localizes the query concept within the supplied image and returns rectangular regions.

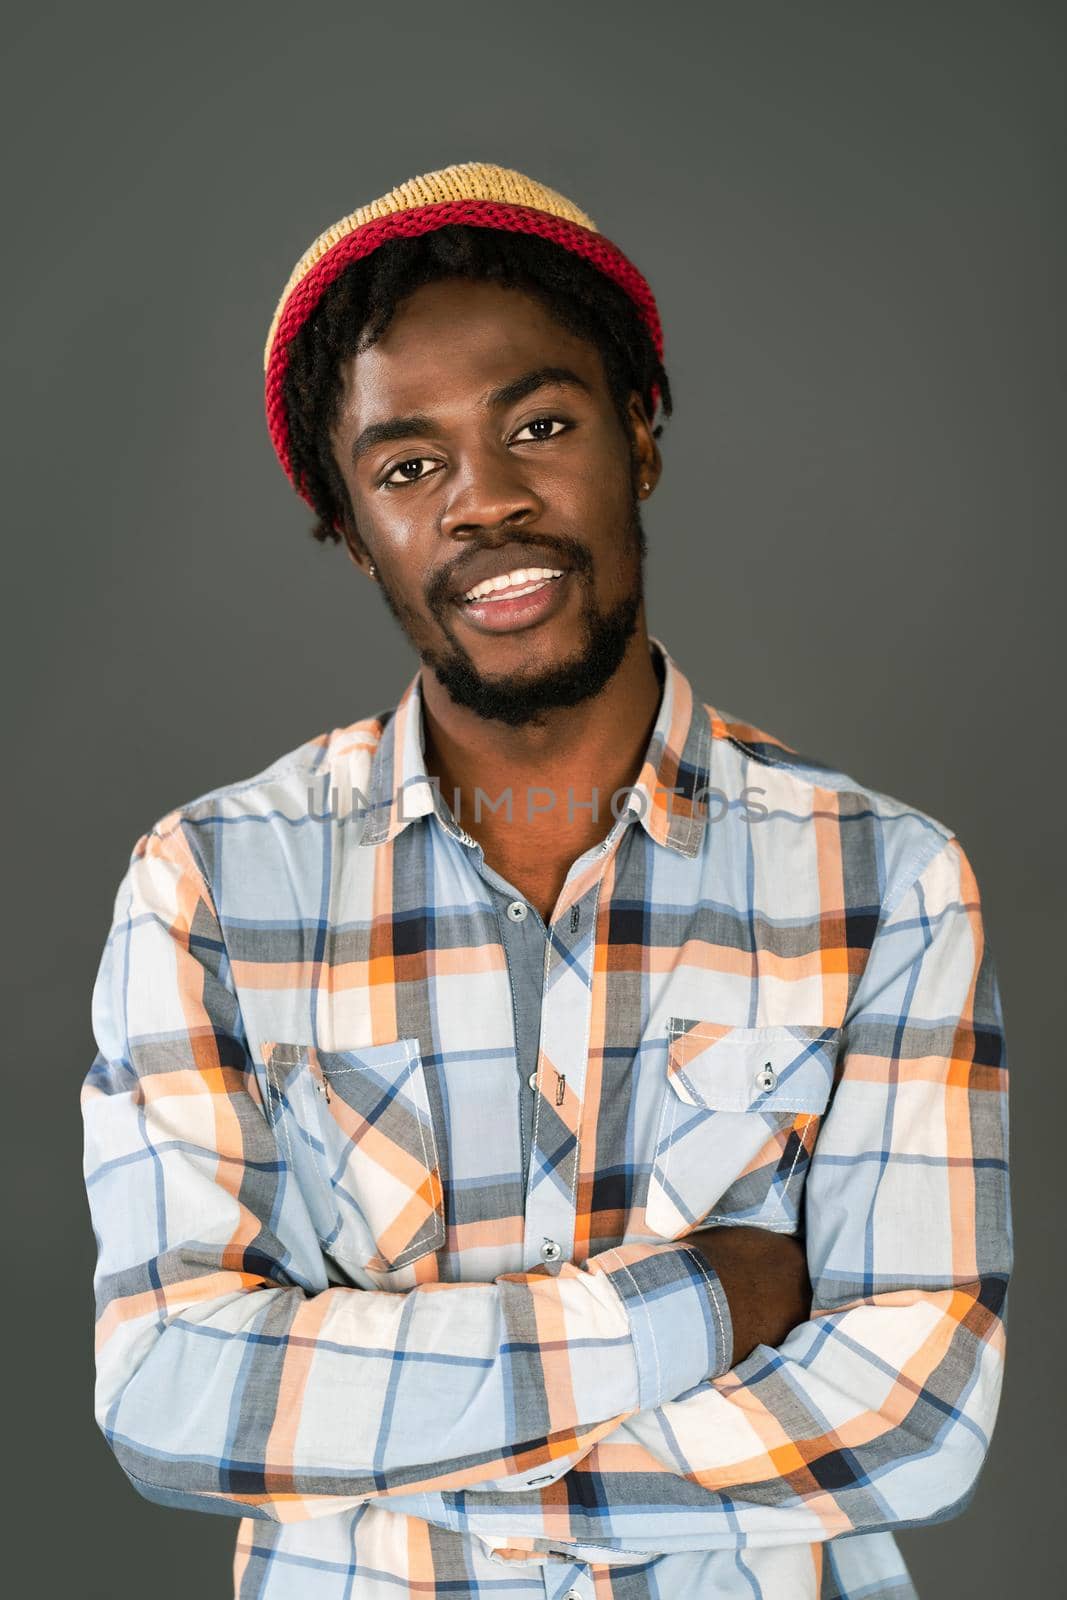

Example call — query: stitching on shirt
[268,1042,444,1265]
[680,1021,838,1043]
[650,1073,683,1231]
[389,1042,446,1267]
[774,1112,818,1221]
[689,711,712,847]
[677,1243,729,1372]
[264,1047,334,1215]
[665,1022,837,1113]
[600,1248,662,1405]
[493,899,529,1179]
[263,1050,292,1171]
[654,1029,829,1230]
[669,709,712,852]
[880,837,953,924]
[566,875,603,1223]
[528,938,552,1206]
[324,1042,444,1268]
[150,748,338,838]
[315,1049,411,1076]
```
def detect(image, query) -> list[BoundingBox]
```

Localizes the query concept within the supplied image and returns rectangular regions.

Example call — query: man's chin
[423,594,642,728]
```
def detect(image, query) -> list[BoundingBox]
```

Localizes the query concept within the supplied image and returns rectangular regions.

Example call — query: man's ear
[626,389,662,496]
[336,506,374,576]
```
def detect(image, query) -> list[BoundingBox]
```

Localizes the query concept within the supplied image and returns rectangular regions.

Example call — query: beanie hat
[263,160,664,515]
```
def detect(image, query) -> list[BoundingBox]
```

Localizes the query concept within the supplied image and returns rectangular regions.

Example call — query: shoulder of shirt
[134,706,396,847]
[129,693,964,919]
[703,697,962,914]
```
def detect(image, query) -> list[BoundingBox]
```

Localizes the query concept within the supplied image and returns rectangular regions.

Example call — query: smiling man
[326,272,663,924]
[82,163,1011,1600]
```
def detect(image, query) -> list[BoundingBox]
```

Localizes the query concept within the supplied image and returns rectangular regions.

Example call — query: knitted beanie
[263,160,664,515]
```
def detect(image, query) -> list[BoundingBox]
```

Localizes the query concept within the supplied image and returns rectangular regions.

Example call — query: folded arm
[81,816,732,1524]
[394,834,1012,1556]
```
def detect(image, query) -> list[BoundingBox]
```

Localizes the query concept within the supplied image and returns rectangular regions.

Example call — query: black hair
[280,223,673,545]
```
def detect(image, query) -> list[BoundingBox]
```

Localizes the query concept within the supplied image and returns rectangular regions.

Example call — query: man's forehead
[337,300,603,429]
[357,281,590,372]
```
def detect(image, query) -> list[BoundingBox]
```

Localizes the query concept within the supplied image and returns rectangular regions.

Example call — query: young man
[81,162,1011,1600]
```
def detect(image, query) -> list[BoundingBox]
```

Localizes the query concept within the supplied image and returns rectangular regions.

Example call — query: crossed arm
[81,818,1010,1553]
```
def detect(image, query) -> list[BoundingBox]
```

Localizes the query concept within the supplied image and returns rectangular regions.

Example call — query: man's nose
[439,446,543,540]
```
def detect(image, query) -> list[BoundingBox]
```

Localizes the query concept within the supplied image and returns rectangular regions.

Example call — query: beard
[372,494,648,730]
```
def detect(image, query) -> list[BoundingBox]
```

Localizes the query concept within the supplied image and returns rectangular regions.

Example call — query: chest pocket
[646,1020,840,1239]
[261,1037,445,1276]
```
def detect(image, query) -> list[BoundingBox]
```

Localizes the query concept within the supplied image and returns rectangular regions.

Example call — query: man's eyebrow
[349,366,593,464]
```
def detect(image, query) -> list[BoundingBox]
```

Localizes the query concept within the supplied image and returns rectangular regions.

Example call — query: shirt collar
[354,633,711,858]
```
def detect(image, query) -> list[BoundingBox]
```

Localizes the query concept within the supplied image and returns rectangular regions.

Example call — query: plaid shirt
[81,634,1011,1599]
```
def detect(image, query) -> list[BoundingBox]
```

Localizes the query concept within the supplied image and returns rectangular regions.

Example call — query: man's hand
[684,1225,811,1365]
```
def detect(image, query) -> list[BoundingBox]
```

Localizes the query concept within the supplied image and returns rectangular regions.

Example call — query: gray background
[4,2,1062,1594]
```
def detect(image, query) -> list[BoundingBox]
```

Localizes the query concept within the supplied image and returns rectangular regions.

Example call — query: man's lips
[457,567,564,604]
[451,568,573,634]
[448,548,571,602]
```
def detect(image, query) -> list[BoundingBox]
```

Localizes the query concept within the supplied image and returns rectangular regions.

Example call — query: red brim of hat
[264,197,663,510]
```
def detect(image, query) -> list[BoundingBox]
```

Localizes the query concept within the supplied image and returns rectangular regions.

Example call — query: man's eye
[379,418,570,488]
[513,416,570,443]
[381,457,436,487]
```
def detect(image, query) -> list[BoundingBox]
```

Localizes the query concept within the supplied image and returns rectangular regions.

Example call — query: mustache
[426,534,593,609]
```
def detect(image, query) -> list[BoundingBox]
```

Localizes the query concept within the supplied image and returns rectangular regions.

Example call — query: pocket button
[755,1063,778,1092]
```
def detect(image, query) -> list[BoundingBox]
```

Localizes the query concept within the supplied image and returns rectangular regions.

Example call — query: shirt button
[506,899,528,921]
[756,1063,778,1092]
[528,1071,538,1091]
[540,1238,562,1264]
[563,1591,583,1600]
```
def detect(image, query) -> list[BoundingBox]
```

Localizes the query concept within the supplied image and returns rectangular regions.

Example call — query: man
[81,162,1011,1600]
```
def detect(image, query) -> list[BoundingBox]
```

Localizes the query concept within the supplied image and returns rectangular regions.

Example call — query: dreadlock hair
[280,223,673,546]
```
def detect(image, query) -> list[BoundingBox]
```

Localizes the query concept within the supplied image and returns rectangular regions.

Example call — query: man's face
[329,276,659,727]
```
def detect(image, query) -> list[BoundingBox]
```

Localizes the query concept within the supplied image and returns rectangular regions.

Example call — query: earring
[368,563,376,578]
[642,481,651,493]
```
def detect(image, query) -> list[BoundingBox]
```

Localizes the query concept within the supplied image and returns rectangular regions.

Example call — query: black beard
[386,498,648,729]
[424,583,643,728]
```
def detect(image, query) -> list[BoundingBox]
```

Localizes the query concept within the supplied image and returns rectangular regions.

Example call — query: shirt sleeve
[81,816,732,1525]
[393,832,1012,1556]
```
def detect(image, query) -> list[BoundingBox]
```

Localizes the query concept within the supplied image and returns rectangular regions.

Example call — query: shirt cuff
[593,1241,734,1408]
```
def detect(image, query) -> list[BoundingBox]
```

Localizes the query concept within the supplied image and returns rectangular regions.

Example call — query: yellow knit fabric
[263,162,600,370]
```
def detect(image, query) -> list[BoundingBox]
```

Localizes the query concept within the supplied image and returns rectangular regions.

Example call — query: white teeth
[463,566,564,602]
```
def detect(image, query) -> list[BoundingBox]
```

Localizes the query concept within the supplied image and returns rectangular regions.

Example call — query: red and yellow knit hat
[263,160,664,512]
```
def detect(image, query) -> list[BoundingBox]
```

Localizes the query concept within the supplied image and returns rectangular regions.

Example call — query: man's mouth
[457,565,565,604]
[452,566,573,634]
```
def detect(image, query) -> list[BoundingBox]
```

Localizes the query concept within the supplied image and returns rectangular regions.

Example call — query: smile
[452,568,573,635]
[460,566,565,603]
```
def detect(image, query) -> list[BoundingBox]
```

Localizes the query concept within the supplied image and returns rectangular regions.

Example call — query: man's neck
[418,629,664,856]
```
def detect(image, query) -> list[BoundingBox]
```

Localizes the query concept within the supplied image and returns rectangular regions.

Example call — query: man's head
[269,167,673,727]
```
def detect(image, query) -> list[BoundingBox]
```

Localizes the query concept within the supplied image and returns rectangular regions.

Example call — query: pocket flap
[263,1036,444,1272]
[665,1020,840,1114]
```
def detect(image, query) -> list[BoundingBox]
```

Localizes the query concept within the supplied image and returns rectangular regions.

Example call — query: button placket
[522,856,612,1273]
